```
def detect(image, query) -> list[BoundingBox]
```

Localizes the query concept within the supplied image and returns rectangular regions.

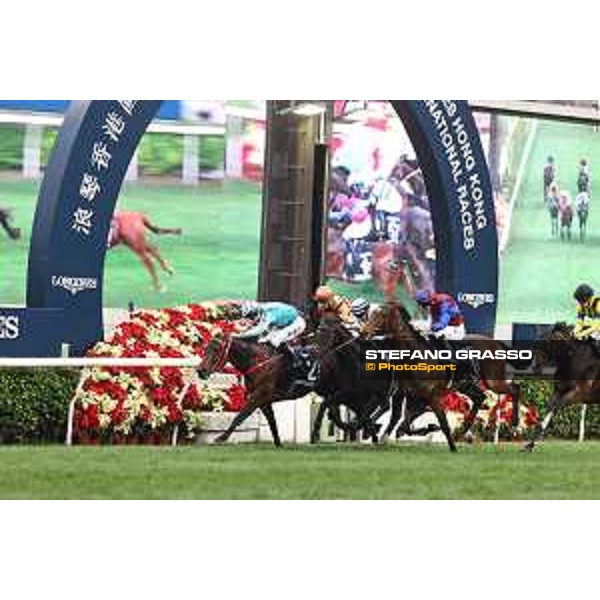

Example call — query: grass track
[0,442,599,499]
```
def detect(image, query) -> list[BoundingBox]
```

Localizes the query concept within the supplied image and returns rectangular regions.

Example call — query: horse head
[362,302,414,340]
[198,331,232,378]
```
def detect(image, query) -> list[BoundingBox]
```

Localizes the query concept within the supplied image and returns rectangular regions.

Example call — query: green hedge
[0,126,225,176]
[519,379,600,439]
[0,124,24,170]
[0,369,78,443]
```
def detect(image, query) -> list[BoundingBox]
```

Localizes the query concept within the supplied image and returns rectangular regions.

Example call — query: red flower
[183,386,202,410]
[110,401,128,426]
[442,391,470,415]
[167,405,183,423]
[152,386,173,407]
[77,404,100,430]
[524,405,539,428]
[189,305,207,321]
[140,406,153,423]
[226,384,247,412]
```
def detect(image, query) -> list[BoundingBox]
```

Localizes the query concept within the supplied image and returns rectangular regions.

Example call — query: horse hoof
[156,285,168,293]
[521,443,534,453]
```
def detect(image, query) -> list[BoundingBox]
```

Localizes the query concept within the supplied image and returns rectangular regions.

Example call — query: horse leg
[430,394,457,452]
[260,403,282,447]
[522,390,564,452]
[311,399,328,444]
[133,247,162,291]
[510,381,521,429]
[214,403,258,444]
[381,393,404,441]
[147,242,175,275]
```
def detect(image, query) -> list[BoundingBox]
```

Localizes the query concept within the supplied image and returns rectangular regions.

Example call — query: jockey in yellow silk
[574,284,600,340]
[313,285,357,326]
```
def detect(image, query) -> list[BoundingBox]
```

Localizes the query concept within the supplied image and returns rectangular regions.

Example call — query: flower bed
[72,302,250,444]
[442,388,539,441]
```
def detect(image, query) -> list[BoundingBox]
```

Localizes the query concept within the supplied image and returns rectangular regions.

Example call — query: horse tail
[143,215,182,236]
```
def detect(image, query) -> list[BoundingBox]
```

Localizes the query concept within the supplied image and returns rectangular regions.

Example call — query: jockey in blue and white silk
[237,301,306,347]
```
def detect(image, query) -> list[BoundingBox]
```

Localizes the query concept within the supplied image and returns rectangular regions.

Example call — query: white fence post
[23,123,43,179]
[182,134,199,185]
[579,405,588,443]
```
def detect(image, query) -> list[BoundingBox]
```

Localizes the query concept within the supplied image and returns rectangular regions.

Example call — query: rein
[240,332,358,377]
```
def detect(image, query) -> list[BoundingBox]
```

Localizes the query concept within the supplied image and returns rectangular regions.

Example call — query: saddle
[284,343,321,390]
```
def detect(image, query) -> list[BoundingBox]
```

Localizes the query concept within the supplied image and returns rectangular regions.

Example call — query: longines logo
[0,315,19,340]
[458,292,495,309]
[51,275,98,296]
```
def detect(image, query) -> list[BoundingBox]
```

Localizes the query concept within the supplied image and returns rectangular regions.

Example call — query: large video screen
[0,100,266,312]
[325,101,598,327]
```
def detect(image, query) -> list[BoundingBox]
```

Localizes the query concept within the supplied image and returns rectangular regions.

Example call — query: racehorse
[575,192,590,241]
[198,314,369,446]
[362,303,522,449]
[108,211,182,291]
[558,192,574,241]
[524,322,600,451]
[0,206,21,240]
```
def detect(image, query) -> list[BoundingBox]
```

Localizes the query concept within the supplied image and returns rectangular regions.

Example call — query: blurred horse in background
[108,211,182,291]
[558,191,574,241]
[576,191,590,242]
[0,206,21,240]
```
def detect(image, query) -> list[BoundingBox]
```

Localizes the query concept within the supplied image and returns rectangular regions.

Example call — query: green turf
[0,441,598,499]
[498,120,600,324]
[0,177,262,308]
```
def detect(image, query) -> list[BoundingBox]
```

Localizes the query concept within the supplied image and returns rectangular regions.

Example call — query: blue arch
[12,100,497,356]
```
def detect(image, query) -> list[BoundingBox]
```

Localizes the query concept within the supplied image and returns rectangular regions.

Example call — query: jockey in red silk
[415,289,466,340]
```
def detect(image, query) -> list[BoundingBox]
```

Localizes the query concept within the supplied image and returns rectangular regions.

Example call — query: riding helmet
[574,284,594,303]
[351,297,370,318]
[240,301,260,319]
[314,286,334,302]
[415,289,432,305]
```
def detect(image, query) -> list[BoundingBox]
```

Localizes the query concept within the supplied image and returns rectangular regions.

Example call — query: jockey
[544,156,556,199]
[574,284,600,340]
[238,301,306,347]
[578,158,591,194]
[415,290,482,394]
[237,301,317,387]
[351,297,371,324]
[314,285,357,326]
[415,289,466,340]
[347,297,372,336]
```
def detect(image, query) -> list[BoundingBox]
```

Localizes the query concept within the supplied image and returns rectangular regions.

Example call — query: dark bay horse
[524,323,600,451]
[198,315,368,446]
[362,303,522,450]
